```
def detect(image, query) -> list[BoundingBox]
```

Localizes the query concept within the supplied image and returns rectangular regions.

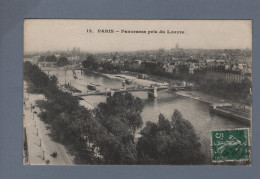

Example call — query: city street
[23,82,75,165]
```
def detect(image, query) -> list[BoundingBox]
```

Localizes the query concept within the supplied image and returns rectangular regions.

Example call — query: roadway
[23,81,75,165]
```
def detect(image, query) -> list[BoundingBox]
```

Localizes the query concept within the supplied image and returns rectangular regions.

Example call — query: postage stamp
[211,128,250,162]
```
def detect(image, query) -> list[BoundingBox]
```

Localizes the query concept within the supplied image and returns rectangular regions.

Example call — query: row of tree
[24,61,204,164]
[38,55,57,62]
[199,78,252,104]
[37,55,69,66]
[82,55,120,73]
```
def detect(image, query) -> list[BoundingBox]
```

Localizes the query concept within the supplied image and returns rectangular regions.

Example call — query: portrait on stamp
[212,128,250,163]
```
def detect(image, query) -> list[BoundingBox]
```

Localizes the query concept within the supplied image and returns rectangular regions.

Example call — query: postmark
[211,128,250,162]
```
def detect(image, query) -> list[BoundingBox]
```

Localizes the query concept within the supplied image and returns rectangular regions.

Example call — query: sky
[24,20,252,53]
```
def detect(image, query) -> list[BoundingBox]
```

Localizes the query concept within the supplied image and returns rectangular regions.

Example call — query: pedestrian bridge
[72,86,191,98]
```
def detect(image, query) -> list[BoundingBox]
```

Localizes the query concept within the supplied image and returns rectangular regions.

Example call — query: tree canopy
[96,92,144,135]
[137,110,204,164]
[95,92,144,164]
[82,55,121,73]
[37,55,57,62]
[82,55,97,69]
[57,57,69,66]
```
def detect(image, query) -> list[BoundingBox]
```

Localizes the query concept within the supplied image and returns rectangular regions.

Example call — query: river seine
[49,69,247,164]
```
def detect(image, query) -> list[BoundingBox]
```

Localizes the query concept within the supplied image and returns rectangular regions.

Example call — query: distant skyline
[24,20,252,53]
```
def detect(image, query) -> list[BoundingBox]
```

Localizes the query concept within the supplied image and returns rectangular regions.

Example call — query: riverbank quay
[210,105,251,125]
[176,90,251,125]
[23,81,75,165]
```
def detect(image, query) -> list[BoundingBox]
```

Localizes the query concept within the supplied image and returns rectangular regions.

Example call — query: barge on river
[63,84,82,93]
[210,104,251,125]
[87,84,97,91]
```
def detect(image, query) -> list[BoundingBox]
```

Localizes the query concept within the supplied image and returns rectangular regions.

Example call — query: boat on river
[87,84,97,91]
[63,84,82,93]
[125,79,132,85]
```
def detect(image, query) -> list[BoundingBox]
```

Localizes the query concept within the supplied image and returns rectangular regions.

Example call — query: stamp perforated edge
[210,128,251,163]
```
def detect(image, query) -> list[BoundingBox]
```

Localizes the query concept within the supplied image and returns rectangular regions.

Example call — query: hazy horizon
[25,47,252,55]
[24,20,252,53]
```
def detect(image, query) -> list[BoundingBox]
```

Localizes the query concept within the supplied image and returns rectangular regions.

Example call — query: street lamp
[33,111,37,121]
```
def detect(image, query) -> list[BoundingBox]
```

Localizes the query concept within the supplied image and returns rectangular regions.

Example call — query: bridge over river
[72,86,191,98]
[41,66,191,98]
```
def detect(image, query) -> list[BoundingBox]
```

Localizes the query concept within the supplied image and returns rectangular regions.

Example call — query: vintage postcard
[23,20,252,165]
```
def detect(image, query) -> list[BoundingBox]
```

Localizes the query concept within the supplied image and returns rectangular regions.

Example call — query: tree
[137,110,204,164]
[24,61,33,80]
[82,55,97,69]
[94,92,144,164]
[97,132,137,164]
[45,55,57,62]
[96,92,144,135]
[38,56,45,62]
[57,57,69,66]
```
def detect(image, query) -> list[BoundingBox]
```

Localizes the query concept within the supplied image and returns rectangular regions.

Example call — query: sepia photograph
[23,20,252,165]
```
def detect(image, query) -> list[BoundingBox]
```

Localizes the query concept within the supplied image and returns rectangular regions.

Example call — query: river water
[48,69,247,164]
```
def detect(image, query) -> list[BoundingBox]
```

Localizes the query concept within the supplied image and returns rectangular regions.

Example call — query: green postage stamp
[211,128,250,162]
